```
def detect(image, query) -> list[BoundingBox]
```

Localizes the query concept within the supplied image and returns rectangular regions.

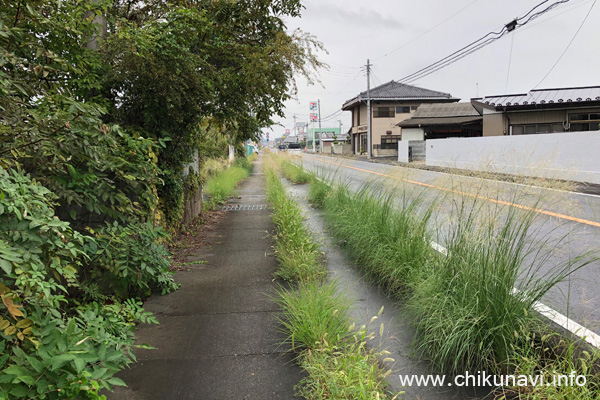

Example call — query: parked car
[278,144,287,151]
[287,143,302,154]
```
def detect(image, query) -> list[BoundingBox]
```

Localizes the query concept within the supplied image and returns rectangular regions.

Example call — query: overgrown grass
[281,160,312,184]
[264,155,394,399]
[265,157,327,283]
[322,183,436,296]
[297,329,397,400]
[305,167,600,397]
[274,281,351,351]
[204,157,253,209]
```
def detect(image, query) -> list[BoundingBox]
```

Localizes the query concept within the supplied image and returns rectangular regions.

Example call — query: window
[511,123,563,135]
[569,112,600,131]
[374,107,395,118]
[512,126,524,135]
[537,124,551,133]
[380,135,401,149]
[395,106,410,114]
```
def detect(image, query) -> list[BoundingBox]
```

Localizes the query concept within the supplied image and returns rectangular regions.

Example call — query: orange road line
[312,157,600,229]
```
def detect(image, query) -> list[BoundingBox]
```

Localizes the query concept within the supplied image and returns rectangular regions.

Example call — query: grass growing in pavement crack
[304,167,600,399]
[264,155,396,400]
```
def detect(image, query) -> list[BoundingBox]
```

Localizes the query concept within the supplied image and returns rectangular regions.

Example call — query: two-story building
[342,80,459,156]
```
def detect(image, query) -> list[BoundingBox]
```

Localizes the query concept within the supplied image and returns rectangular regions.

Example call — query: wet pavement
[109,156,303,399]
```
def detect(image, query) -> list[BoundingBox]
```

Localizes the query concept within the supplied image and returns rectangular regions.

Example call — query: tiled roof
[342,80,457,109]
[474,86,600,109]
[397,115,482,128]
[411,102,480,118]
[396,102,481,128]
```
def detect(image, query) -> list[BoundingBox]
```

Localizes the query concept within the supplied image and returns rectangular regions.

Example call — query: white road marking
[430,241,600,349]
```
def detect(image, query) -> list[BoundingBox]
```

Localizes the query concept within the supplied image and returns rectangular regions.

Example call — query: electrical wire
[373,0,482,61]
[516,0,570,25]
[516,0,591,33]
[504,31,515,93]
[396,0,572,84]
[371,68,383,87]
[534,0,596,88]
[516,0,551,21]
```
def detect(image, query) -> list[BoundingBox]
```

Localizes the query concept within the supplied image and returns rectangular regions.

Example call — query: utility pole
[312,119,316,153]
[366,59,372,159]
[318,99,322,153]
[337,120,343,141]
[293,114,297,142]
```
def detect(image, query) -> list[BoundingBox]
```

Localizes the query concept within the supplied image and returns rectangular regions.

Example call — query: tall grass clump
[297,329,397,400]
[306,170,600,395]
[274,281,351,351]
[321,183,437,295]
[308,175,330,208]
[281,160,312,184]
[498,328,600,399]
[205,162,251,209]
[264,158,327,283]
[409,193,597,375]
[264,156,394,399]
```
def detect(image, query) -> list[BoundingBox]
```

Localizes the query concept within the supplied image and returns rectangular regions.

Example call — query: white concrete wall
[398,141,409,163]
[401,128,424,142]
[426,131,600,184]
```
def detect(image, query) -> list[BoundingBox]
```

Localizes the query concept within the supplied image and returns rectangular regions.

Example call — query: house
[342,80,459,156]
[397,102,483,141]
[471,86,600,136]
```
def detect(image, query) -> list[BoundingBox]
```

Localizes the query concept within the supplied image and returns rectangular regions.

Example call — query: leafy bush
[0,300,156,400]
[87,222,179,300]
[0,169,169,398]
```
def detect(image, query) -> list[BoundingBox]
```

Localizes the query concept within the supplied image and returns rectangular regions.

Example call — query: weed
[297,332,397,400]
[264,155,393,399]
[205,165,251,209]
[265,157,327,283]
[304,164,600,395]
[281,160,312,184]
[274,281,351,351]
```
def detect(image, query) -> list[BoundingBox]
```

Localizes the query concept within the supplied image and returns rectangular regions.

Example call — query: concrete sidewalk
[112,156,302,399]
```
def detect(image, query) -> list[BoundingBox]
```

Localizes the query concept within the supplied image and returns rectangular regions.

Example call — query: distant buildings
[343,83,600,157]
[342,80,458,155]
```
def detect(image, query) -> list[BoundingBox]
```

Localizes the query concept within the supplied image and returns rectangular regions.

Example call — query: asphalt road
[298,153,600,338]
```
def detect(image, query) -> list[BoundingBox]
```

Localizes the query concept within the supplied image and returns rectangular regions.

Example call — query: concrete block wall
[426,131,600,184]
[409,141,426,161]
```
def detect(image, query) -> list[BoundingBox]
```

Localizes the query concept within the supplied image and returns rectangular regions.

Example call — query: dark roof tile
[342,80,457,109]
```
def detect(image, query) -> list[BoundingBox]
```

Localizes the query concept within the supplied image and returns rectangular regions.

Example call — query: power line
[371,67,384,87]
[516,0,592,33]
[396,0,572,84]
[373,0,482,61]
[504,31,516,93]
[535,0,596,88]
[517,0,551,21]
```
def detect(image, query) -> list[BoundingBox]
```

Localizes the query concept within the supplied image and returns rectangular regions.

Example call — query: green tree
[104,0,323,228]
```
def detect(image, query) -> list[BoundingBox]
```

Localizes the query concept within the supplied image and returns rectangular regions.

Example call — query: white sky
[264,0,600,139]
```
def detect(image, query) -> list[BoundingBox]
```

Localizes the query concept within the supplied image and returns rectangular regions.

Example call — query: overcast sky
[263,0,599,139]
